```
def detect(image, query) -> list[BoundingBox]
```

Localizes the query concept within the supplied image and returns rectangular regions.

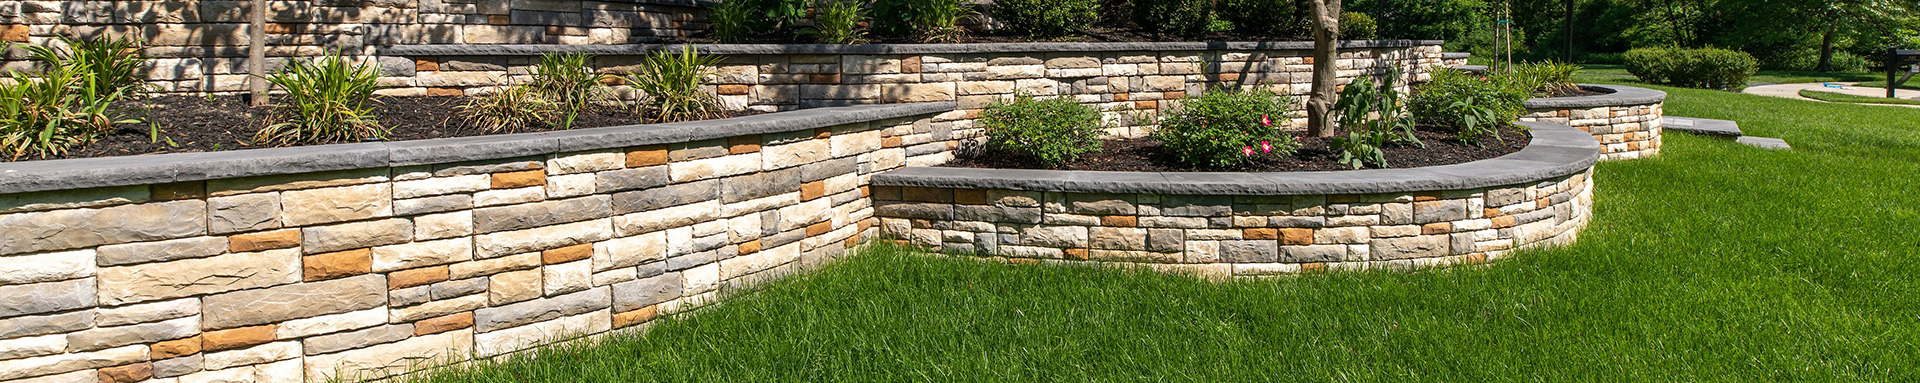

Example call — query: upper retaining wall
[1523,84,1667,161]
[0,102,960,383]
[869,121,1600,276]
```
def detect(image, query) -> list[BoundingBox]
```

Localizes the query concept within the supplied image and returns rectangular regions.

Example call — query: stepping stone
[1662,116,1743,138]
[1736,136,1791,150]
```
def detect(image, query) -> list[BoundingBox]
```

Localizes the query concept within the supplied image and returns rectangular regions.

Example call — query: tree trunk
[248,0,267,107]
[1816,24,1837,72]
[1306,0,1341,138]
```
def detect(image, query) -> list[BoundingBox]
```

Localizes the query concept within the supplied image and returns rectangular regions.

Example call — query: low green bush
[875,0,977,42]
[804,0,869,44]
[1331,73,1419,169]
[256,52,385,146]
[1410,68,1527,144]
[979,94,1107,167]
[0,36,151,159]
[530,53,608,129]
[624,45,725,123]
[1340,12,1377,40]
[1132,0,1214,36]
[1624,47,1758,90]
[1151,88,1300,169]
[1219,0,1302,36]
[992,0,1099,38]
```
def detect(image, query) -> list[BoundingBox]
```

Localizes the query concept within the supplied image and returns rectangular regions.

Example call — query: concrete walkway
[1742,82,1920,107]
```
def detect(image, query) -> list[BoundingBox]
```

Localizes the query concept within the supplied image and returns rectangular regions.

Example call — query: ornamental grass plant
[256,52,386,146]
[624,45,725,123]
[0,36,147,160]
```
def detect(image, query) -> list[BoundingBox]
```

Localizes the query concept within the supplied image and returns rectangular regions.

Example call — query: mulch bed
[944,124,1531,172]
[13,96,756,162]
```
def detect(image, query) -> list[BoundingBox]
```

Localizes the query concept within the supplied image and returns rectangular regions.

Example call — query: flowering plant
[1151,88,1300,169]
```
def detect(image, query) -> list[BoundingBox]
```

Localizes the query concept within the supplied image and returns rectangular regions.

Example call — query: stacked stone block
[0,0,707,93]
[1523,103,1663,160]
[872,169,1593,277]
[0,109,953,383]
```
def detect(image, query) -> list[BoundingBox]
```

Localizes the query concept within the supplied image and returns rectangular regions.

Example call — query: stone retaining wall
[379,41,1446,136]
[1522,84,1667,161]
[0,0,710,93]
[869,121,1601,276]
[0,102,958,383]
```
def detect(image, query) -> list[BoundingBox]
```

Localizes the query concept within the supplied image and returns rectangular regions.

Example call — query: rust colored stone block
[1301,262,1327,272]
[542,243,594,264]
[151,336,202,359]
[426,87,464,96]
[230,229,301,252]
[1101,216,1137,227]
[626,145,669,167]
[1135,100,1158,109]
[1243,228,1279,240]
[1279,228,1313,245]
[901,56,923,73]
[1413,192,1441,202]
[389,266,450,289]
[304,249,372,281]
[99,362,152,383]
[882,136,904,148]
[415,58,439,72]
[806,222,833,237]
[1163,91,1185,99]
[953,189,987,205]
[860,185,871,198]
[717,84,751,95]
[613,306,658,328]
[492,170,546,188]
[489,15,510,24]
[1064,248,1089,260]
[151,181,206,201]
[264,23,294,34]
[1113,93,1129,101]
[415,312,474,335]
[202,325,276,352]
[1492,216,1517,229]
[809,73,841,83]
[738,240,762,255]
[814,128,832,140]
[728,135,761,154]
[800,181,827,201]
[1422,222,1452,235]
[0,25,28,42]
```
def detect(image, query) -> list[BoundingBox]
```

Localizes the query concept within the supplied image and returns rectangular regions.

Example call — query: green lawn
[1572,64,1885,87]
[1848,80,1920,91]
[412,86,1920,382]
[1798,89,1920,106]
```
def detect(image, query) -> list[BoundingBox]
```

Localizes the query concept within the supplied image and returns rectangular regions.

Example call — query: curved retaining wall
[0,102,958,383]
[1523,84,1667,161]
[870,121,1600,277]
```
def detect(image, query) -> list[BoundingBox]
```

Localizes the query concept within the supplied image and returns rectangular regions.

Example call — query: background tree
[1307,0,1341,137]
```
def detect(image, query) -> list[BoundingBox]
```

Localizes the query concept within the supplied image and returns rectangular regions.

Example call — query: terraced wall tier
[0,102,956,383]
[869,121,1600,277]
[1523,84,1668,161]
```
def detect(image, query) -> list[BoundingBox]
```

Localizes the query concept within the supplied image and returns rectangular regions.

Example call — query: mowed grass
[412,86,1920,382]
[1571,64,1886,88]
[1798,89,1920,106]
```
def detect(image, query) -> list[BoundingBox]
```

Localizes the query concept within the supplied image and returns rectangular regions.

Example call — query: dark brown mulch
[1542,86,1611,98]
[16,95,756,162]
[943,125,1531,172]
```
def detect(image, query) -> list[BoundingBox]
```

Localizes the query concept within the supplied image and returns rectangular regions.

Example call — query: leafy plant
[804,0,869,44]
[25,36,150,96]
[529,53,608,129]
[709,0,758,43]
[1151,88,1300,169]
[992,0,1100,38]
[753,0,811,32]
[875,0,978,42]
[1219,0,1303,36]
[1330,73,1419,169]
[624,45,724,123]
[1624,47,1758,90]
[1410,68,1527,144]
[255,52,386,146]
[978,94,1107,167]
[1340,12,1378,39]
[460,83,560,133]
[1500,61,1582,96]
[1132,0,1214,36]
[0,59,138,160]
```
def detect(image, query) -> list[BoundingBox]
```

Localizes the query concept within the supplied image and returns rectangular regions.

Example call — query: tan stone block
[302,218,413,254]
[542,243,595,265]
[450,253,540,280]
[151,336,201,359]
[202,325,276,352]
[1100,216,1137,227]
[389,266,450,290]
[626,145,668,167]
[229,229,300,252]
[491,170,546,188]
[1279,228,1313,245]
[200,274,386,330]
[1,25,29,42]
[738,239,762,255]
[0,200,207,256]
[280,183,393,226]
[800,181,826,201]
[414,312,473,336]
[1421,222,1452,235]
[0,344,145,381]
[372,238,473,272]
[98,361,152,383]
[612,306,657,328]
[1064,248,1089,260]
[304,249,372,281]
[488,268,543,305]
[99,248,301,305]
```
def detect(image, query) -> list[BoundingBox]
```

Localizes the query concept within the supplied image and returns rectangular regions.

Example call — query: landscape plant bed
[944,125,1530,172]
[12,95,759,162]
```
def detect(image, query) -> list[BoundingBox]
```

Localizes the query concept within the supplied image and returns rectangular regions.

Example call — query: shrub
[1152,88,1300,169]
[709,0,757,43]
[875,0,977,42]
[460,83,559,133]
[1410,68,1527,143]
[804,0,868,44]
[992,0,1099,38]
[1500,61,1582,96]
[1331,73,1419,169]
[751,0,810,32]
[1219,0,1302,36]
[979,94,1106,167]
[624,45,724,123]
[256,52,385,146]
[1624,47,1758,90]
[1340,12,1377,40]
[529,53,607,129]
[28,36,149,96]
[1132,0,1214,36]
[1770,50,1870,73]
[0,57,138,159]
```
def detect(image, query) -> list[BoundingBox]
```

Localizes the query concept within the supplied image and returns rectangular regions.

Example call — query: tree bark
[1817,24,1837,72]
[1306,0,1341,138]
[249,0,267,107]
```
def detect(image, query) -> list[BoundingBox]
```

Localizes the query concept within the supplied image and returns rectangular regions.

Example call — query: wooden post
[1306,0,1341,138]
[249,0,267,107]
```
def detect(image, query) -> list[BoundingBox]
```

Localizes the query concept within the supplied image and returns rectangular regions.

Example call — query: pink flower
[1261,141,1272,153]
[1242,146,1255,156]
[1261,114,1273,126]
